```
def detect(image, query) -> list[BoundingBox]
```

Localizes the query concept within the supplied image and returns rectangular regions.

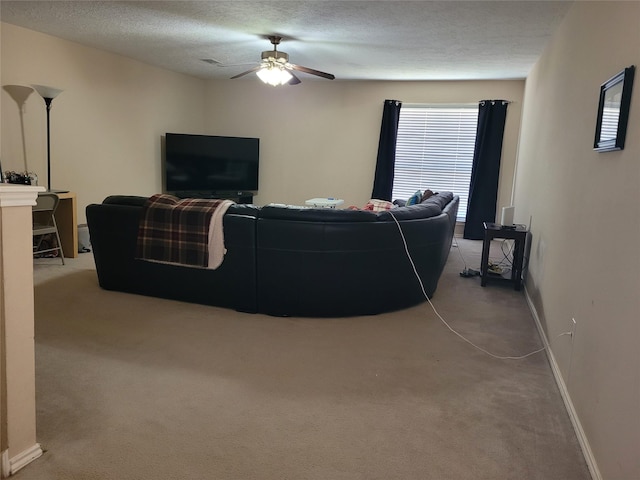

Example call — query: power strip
[460,268,480,277]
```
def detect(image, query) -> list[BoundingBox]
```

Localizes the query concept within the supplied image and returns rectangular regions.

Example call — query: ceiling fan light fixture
[229,36,334,85]
[261,50,289,64]
[256,64,293,86]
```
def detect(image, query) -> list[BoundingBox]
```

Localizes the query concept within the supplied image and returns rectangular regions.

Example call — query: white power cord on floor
[452,236,469,270]
[388,212,545,360]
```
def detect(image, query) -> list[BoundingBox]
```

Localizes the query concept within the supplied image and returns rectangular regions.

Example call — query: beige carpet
[16,239,591,480]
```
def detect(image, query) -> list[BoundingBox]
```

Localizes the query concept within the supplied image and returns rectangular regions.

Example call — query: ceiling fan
[230,35,335,86]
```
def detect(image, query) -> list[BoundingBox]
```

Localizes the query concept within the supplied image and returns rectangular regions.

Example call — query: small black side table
[480,222,530,290]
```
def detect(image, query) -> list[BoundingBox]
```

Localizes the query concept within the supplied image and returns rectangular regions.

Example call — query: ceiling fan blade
[289,64,335,80]
[203,59,257,68]
[230,66,261,79]
[287,71,302,85]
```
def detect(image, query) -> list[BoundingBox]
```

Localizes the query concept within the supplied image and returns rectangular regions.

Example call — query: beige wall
[515,2,640,479]
[205,80,524,210]
[1,23,207,224]
[2,22,524,223]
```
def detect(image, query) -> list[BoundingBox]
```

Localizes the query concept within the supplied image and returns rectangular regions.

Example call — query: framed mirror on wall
[594,65,635,152]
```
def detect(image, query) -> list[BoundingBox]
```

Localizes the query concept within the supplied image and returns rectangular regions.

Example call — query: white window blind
[393,104,478,221]
[599,106,619,141]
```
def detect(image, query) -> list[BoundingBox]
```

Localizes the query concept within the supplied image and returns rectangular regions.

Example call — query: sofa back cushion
[377,191,454,221]
[259,205,377,222]
[88,195,260,312]
[102,195,148,207]
[258,192,454,223]
[101,195,260,218]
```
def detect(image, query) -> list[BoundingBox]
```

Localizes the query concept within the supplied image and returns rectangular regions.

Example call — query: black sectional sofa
[86,193,459,317]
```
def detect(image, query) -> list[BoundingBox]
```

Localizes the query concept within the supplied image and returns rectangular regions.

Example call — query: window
[393,104,478,221]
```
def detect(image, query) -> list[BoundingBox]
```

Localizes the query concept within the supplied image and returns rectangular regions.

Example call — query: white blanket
[207,199,234,269]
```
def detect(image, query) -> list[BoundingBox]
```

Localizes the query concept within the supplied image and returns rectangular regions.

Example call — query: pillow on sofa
[420,191,454,210]
[421,189,435,202]
[406,190,422,206]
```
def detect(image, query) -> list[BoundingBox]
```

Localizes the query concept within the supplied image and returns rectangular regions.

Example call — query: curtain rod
[402,101,513,108]
[480,100,512,105]
[403,102,478,108]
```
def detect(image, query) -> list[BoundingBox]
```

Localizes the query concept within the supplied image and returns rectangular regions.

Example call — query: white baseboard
[1,450,9,478]
[8,443,43,475]
[523,286,601,480]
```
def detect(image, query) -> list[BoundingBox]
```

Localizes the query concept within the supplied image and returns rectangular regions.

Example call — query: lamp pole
[43,97,53,190]
[31,84,63,191]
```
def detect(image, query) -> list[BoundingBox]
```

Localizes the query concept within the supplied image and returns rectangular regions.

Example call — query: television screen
[165,133,259,193]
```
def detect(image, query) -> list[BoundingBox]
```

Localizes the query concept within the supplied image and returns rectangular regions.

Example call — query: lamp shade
[31,84,64,99]
[256,66,293,86]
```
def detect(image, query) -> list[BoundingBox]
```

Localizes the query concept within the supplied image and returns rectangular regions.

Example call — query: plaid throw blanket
[136,194,233,268]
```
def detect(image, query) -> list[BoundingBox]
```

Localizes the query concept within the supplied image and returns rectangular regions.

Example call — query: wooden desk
[38,191,78,258]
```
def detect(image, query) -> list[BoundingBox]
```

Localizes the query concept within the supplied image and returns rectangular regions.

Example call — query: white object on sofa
[305,198,344,208]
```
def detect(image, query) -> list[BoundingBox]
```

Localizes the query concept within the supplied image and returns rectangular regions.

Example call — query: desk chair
[33,193,65,265]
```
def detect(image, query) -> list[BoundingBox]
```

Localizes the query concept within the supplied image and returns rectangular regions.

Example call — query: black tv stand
[172,191,254,204]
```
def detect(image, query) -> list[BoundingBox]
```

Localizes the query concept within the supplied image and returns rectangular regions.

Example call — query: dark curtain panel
[371,99,402,201]
[463,100,508,240]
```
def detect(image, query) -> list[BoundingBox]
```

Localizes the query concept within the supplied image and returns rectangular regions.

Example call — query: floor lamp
[31,84,63,190]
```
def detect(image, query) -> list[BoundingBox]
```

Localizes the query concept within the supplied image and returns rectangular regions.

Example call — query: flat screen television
[164,133,259,194]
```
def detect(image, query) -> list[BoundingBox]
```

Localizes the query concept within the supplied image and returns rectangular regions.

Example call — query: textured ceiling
[0,1,573,82]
